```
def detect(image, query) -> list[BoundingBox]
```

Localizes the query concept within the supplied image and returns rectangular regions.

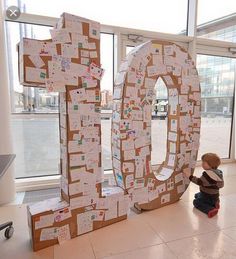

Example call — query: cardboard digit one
[18,12,201,251]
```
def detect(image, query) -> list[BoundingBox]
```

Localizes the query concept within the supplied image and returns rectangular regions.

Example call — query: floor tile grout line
[220,225,236,231]
[172,199,236,230]
[165,242,179,259]
[164,229,226,245]
[212,223,236,231]
[89,217,168,259]
[93,237,165,259]
[139,209,222,244]
[143,219,166,245]
[220,230,236,242]
[88,234,98,259]
[98,242,174,259]
[199,213,236,229]
[52,244,55,259]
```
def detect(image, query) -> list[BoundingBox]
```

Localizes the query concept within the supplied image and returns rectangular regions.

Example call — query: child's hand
[183,168,191,179]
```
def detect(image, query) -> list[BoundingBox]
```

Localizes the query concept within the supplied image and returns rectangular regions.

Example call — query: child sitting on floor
[185,153,224,218]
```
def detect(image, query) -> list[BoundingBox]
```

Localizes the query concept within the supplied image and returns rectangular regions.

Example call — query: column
[0,0,16,204]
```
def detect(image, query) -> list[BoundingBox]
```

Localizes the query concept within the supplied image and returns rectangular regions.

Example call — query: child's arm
[189,175,204,186]
[218,181,224,188]
[217,176,224,188]
[183,170,205,186]
[184,170,224,188]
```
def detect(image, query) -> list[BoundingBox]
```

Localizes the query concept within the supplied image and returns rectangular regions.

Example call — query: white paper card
[57,224,71,244]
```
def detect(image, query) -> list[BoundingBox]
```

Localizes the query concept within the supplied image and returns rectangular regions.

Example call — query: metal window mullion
[187,0,198,37]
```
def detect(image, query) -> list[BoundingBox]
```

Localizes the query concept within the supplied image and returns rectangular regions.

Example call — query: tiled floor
[1,163,236,259]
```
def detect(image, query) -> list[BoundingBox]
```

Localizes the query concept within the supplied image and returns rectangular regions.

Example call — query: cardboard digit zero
[112,40,201,210]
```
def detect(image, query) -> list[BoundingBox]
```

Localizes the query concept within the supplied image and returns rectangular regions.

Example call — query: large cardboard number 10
[19,13,201,251]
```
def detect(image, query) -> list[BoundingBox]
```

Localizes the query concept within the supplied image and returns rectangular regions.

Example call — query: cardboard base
[28,200,127,251]
[138,196,181,211]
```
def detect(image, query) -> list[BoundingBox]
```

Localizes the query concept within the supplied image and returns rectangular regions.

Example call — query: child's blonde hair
[201,153,221,169]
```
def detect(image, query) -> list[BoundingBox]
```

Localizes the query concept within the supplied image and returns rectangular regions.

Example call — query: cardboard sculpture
[111,41,201,210]
[18,13,201,251]
[19,13,127,251]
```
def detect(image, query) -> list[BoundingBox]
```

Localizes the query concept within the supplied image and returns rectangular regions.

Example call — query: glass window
[197,54,235,159]
[152,78,168,165]
[5,21,60,178]
[6,21,114,177]
[5,0,188,34]
[197,0,236,42]
[198,0,236,25]
[100,33,114,171]
[11,114,60,178]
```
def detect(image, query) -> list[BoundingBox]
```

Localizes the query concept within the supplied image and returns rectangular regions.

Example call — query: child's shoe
[208,208,218,218]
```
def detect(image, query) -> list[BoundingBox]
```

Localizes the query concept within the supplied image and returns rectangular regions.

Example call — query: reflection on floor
[1,163,236,259]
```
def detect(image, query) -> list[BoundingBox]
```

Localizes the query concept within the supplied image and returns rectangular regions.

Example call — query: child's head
[201,153,221,170]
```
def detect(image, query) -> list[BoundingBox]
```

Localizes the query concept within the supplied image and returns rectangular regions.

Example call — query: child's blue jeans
[193,192,218,214]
